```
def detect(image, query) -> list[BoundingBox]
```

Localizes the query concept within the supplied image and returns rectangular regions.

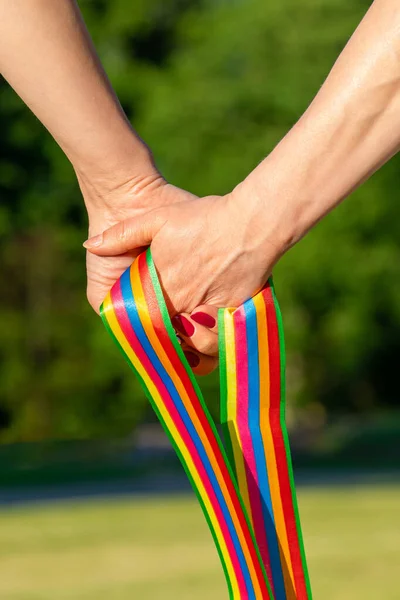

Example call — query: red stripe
[233,307,274,588]
[111,279,246,592]
[264,287,308,599]
[138,255,269,595]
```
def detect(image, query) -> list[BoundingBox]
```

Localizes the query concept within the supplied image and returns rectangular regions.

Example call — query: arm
[237,0,400,250]
[0,0,194,311]
[0,0,153,213]
[85,0,400,372]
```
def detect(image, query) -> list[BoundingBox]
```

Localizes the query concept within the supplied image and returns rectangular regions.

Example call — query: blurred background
[0,0,399,598]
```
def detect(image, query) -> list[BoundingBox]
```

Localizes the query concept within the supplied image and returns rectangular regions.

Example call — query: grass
[0,484,398,599]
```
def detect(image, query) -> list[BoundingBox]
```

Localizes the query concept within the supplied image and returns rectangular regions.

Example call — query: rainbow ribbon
[100,249,311,599]
[219,288,312,599]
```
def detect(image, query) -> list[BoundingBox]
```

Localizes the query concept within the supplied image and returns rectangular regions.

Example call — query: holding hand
[84,189,291,373]
[83,168,196,316]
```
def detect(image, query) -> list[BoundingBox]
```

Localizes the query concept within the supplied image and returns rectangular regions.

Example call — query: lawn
[0,484,398,599]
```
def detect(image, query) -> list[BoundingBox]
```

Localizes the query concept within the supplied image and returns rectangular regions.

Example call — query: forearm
[0,0,154,210]
[238,0,400,251]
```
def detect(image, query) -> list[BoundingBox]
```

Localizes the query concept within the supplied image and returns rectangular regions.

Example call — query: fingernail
[83,233,103,249]
[172,315,195,337]
[184,351,200,368]
[191,312,216,328]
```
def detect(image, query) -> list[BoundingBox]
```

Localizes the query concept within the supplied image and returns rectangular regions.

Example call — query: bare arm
[85,0,400,373]
[0,0,154,204]
[237,0,400,250]
[0,0,194,312]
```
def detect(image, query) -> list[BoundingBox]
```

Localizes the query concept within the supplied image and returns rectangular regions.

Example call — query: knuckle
[116,221,128,244]
[194,336,218,357]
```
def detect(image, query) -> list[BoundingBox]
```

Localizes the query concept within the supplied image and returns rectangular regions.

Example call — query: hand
[84,190,291,371]
[80,167,196,315]
[81,166,222,374]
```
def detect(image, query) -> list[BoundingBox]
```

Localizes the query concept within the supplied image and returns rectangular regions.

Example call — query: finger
[181,346,218,376]
[172,313,218,357]
[175,334,218,375]
[83,208,168,256]
[190,305,219,333]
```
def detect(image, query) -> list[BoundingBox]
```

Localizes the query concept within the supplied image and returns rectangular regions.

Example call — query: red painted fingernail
[191,312,216,328]
[172,315,195,337]
[184,351,200,368]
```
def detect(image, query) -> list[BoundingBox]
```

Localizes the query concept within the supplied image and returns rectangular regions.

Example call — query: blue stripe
[244,298,287,599]
[120,269,256,599]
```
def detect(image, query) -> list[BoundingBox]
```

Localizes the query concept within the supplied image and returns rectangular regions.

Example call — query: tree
[0,0,397,442]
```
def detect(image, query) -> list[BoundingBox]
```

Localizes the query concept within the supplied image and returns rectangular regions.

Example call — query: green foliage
[0,0,398,441]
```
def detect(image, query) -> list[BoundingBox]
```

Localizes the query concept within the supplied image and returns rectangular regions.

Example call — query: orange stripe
[254,292,296,597]
[102,293,240,593]
[129,265,243,595]
[131,262,266,597]
[223,309,254,530]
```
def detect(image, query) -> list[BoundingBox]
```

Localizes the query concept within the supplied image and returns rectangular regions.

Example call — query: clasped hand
[84,185,285,375]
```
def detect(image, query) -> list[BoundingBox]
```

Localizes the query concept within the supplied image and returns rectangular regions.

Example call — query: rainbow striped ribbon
[219,286,312,599]
[100,249,311,599]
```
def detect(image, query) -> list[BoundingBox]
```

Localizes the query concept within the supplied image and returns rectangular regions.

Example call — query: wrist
[76,141,163,225]
[231,113,350,259]
[230,158,306,266]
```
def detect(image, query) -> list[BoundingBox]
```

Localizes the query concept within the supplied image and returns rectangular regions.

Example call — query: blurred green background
[1,486,399,600]
[0,0,399,598]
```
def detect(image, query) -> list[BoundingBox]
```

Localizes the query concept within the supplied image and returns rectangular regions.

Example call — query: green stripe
[143,255,235,598]
[100,299,234,600]
[218,308,236,477]
[269,280,313,598]
[146,250,272,599]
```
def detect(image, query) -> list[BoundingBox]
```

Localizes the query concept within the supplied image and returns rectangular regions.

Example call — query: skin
[0,0,210,368]
[0,0,195,310]
[86,0,400,373]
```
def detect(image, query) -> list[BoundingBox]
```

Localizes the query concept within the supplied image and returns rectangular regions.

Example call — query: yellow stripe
[102,295,237,592]
[223,309,254,530]
[133,264,268,597]
[128,265,243,596]
[254,292,296,596]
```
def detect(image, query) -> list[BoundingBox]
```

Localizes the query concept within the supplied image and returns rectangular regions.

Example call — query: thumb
[83,208,168,256]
